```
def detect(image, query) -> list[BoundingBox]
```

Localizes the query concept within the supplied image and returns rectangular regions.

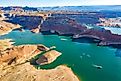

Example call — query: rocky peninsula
[0,40,80,81]
[36,50,62,65]
[73,28,121,47]
[0,20,21,35]
[0,16,80,80]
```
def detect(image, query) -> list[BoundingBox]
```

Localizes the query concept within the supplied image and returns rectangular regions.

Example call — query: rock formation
[0,39,14,51]
[73,28,121,46]
[0,20,21,35]
[31,27,40,33]
[0,63,79,81]
[97,18,121,27]
[0,44,49,67]
[0,43,79,81]
[41,14,87,35]
[36,50,61,65]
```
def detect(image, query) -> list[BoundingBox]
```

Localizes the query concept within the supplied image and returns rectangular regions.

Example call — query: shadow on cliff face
[41,31,74,36]
[30,58,38,65]
[72,37,101,44]
[41,31,59,35]
[108,44,121,49]
[4,16,42,30]
[73,37,121,48]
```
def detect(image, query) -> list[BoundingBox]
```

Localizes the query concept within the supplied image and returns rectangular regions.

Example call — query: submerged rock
[115,49,121,58]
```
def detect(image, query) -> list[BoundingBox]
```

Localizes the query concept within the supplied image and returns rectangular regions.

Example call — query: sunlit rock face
[0,63,80,81]
[0,20,21,35]
[0,44,48,66]
[0,44,79,81]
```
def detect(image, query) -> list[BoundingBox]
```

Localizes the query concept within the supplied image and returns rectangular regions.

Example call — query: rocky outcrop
[0,44,79,81]
[0,20,21,35]
[97,18,121,27]
[0,63,80,81]
[6,16,42,30]
[0,39,14,51]
[73,28,121,47]
[0,44,48,67]
[36,50,61,65]
[6,14,95,35]
[41,14,87,35]
[31,27,40,33]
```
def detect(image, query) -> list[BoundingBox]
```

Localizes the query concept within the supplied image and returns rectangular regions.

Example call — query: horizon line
[0,4,121,7]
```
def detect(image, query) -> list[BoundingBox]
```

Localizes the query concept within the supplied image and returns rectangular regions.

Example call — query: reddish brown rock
[0,44,80,81]
[36,50,61,65]
[0,20,21,35]
[31,28,40,33]
[0,63,80,81]
[0,44,48,66]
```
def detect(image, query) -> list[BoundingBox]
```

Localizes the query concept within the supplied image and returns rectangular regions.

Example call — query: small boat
[60,38,67,41]
[92,64,103,69]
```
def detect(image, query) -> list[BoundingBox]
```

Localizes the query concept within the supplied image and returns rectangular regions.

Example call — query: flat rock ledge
[0,63,80,81]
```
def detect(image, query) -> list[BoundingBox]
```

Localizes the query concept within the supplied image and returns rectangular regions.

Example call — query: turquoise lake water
[1,30,121,81]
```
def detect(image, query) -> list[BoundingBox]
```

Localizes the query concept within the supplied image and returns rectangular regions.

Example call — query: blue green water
[1,30,121,81]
